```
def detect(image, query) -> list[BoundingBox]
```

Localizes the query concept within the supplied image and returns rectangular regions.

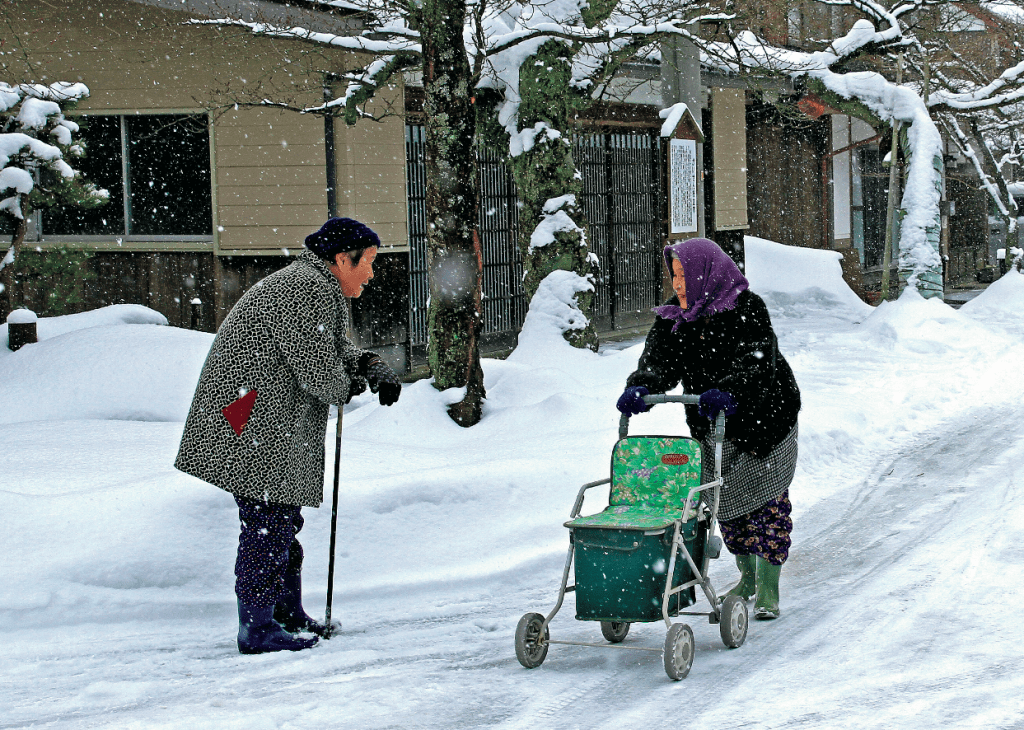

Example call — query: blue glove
[698,389,737,420]
[616,386,651,416]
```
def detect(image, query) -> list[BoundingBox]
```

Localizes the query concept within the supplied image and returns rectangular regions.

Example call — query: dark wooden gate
[406,125,663,349]
[745,100,829,249]
[577,130,663,330]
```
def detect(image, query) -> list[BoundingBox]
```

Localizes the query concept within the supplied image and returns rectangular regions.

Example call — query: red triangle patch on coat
[222,390,258,436]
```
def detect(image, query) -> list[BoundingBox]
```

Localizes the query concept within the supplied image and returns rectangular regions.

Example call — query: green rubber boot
[754,557,782,620]
[725,554,756,601]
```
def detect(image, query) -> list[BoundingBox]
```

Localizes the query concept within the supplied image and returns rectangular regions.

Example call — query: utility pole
[880,54,904,301]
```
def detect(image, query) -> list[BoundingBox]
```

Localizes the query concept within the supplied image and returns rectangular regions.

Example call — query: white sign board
[669,138,698,234]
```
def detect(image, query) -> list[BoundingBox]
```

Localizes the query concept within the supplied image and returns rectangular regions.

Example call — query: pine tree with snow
[0,82,108,314]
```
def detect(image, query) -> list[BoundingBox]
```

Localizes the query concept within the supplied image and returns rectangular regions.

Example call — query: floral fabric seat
[565,436,703,531]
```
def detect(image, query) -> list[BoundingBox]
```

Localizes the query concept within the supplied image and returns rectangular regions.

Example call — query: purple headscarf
[652,238,749,330]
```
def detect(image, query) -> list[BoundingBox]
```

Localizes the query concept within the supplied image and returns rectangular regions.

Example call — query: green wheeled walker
[515,394,748,681]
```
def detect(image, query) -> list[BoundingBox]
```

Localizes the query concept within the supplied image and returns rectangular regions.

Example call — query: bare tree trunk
[1,215,28,319]
[421,0,485,427]
[881,121,901,301]
[970,118,1020,274]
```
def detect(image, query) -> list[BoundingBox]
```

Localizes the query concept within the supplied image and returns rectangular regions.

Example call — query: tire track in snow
[503,406,1024,730]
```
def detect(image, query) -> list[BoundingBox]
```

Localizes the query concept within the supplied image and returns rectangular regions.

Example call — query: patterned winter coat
[626,289,800,458]
[175,250,369,507]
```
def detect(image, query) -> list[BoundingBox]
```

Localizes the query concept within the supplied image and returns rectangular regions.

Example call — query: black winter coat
[626,289,800,457]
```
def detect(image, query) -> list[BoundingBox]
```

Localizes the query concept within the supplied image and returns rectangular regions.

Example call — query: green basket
[567,435,708,623]
[571,520,706,622]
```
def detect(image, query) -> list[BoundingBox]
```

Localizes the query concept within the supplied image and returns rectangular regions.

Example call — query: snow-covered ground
[2,237,1022,729]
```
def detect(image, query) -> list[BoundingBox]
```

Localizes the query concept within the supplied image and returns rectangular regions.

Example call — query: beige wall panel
[340,184,407,211]
[216,106,332,129]
[335,91,408,251]
[219,226,314,252]
[339,168,407,189]
[216,125,328,148]
[26,55,217,110]
[217,144,325,169]
[216,108,330,131]
[4,2,349,112]
[218,166,325,188]
[334,204,408,251]
[340,155,407,177]
[219,205,329,228]
[332,212,409,248]
[24,67,215,112]
[712,87,749,231]
[717,180,748,203]
[338,140,407,164]
[334,201,408,224]
[218,186,328,208]
[367,220,408,246]
[216,110,326,166]
[216,105,330,246]
[346,183,409,205]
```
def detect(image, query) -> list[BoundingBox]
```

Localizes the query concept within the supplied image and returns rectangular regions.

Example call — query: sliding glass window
[43,114,212,239]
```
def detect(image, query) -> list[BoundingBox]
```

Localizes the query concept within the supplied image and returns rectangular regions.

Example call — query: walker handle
[617,394,727,452]
[617,393,700,439]
[617,394,727,483]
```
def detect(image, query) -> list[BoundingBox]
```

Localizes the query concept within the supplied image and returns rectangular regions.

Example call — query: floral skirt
[718,490,792,566]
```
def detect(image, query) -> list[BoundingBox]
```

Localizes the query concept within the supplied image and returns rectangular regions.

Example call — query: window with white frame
[42,114,212,239]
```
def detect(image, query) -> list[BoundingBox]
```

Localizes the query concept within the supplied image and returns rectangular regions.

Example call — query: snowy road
[3,241,1023,729]
[3,404,1020,730]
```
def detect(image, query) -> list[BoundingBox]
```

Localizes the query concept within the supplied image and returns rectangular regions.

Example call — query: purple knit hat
[652,237,749,330]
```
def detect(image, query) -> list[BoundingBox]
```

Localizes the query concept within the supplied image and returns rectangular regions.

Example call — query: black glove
[359,352,401,406]
[345,376,367,404]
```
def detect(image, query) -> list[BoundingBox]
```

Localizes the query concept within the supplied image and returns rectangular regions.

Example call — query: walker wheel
[600,621,630,643]
[719,595,748,648]
[515,613,549,668]
[663,623,694,680]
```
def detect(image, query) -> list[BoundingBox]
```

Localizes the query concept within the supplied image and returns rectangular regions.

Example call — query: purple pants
[234,495,304,608]
[718,490,792,566]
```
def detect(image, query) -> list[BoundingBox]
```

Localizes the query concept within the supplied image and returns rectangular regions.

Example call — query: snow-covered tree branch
[0,82,108,308]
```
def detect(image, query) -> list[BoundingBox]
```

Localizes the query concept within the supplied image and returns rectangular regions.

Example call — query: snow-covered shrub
[0,82,108,309]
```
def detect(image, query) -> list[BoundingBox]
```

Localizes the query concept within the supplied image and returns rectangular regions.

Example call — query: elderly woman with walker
[616,237,801,620]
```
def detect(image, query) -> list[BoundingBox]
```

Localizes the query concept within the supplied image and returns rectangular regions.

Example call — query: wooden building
[1,0,411,366]
[15,0,988,372]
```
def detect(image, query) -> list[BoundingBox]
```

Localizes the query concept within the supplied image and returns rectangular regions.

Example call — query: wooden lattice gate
[406,125,663,349]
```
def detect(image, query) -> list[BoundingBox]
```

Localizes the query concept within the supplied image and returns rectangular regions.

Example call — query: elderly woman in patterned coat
[176,217,402,654]
[616,237,800,620]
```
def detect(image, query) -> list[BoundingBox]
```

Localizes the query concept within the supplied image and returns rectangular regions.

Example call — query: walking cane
[324,408,343,638]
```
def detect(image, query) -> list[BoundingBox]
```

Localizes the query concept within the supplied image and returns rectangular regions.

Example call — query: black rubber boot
[238,600,318,654]
[274,573,340,638]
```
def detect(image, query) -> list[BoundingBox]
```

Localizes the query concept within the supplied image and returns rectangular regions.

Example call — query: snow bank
[507,269,594,366]
[961,268,1024,317]
[858,286,993,353]
[0,303,168,351]
[0,322,211,424]
[3,235,1024,727]
[745,235,871,312]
